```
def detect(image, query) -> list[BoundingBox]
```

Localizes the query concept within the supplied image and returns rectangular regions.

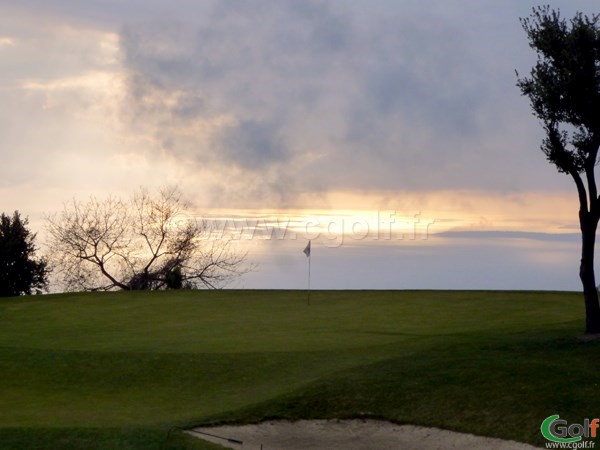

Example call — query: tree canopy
[0,211,49,297]
[517,6,600,178]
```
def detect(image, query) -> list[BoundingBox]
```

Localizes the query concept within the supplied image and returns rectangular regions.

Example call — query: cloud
[214,119,288,170]
[115,3,433,200]
[0,37,15,47]
[0,16,175,210]
[116,0,597,208]
[2,0,599,209]
[436,230,580,243]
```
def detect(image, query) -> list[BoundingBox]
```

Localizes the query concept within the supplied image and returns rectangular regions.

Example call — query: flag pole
[307,249,311,306]
[303,240,311,306]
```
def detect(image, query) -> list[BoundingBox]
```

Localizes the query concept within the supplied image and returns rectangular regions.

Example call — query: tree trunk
[579,212,600,334]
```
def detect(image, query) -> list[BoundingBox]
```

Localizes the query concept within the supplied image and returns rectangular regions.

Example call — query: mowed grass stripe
[0,290,580,352]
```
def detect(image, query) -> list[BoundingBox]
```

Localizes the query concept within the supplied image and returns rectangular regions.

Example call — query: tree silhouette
[517,7,600,333]
[46,187,249,291]
[0,211,49,297]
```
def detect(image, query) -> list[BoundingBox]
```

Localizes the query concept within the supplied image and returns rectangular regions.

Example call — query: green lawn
[0,290,596,448]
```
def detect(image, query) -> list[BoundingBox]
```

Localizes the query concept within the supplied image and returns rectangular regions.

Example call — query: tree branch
[570,169,589,213]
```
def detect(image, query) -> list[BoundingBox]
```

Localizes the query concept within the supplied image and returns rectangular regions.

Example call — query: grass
[0,289,597,448]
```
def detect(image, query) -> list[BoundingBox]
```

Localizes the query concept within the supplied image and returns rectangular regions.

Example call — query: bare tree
[46,187,249,291]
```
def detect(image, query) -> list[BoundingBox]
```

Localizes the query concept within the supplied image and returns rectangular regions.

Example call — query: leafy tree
[517,6,600,333]
[0,211,49,297]
[46,187,249,291]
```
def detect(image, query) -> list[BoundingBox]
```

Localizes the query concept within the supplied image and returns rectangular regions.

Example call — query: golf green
[0,290,596,449]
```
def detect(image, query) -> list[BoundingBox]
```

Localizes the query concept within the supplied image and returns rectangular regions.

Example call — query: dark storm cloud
[5,0,599,204]
[119,0,359,187]
[117,0,503,200]
[215,119,288,169]
[357,18,482,133]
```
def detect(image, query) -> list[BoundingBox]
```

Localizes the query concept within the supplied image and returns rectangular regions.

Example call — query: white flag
[303,241,311,257]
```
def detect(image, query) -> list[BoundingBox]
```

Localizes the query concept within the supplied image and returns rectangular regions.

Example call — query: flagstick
[307,251,311,306]
[303,240,312,306]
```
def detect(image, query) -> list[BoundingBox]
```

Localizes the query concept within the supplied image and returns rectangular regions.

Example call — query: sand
[188,419,542,449]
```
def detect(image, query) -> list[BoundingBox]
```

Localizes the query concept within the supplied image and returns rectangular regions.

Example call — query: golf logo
[541,415,597,448]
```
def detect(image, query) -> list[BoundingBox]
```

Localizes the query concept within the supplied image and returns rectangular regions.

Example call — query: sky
[0,0,597,291]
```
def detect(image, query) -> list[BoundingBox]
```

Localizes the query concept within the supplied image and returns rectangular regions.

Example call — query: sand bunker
[188,419,541,450]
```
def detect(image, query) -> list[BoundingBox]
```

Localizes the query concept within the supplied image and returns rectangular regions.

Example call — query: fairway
[0,290,597,449]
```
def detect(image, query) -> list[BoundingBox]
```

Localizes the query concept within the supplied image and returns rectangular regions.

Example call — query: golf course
[0,289,597,448]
